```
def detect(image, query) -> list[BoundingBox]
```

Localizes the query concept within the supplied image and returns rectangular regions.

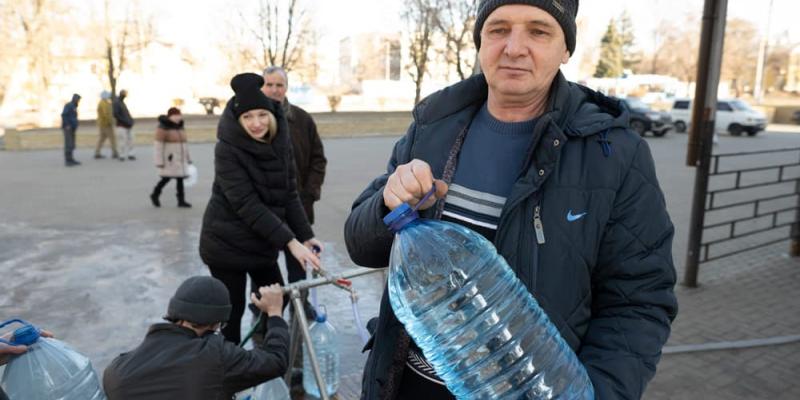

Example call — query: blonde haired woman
[199,73,322,344]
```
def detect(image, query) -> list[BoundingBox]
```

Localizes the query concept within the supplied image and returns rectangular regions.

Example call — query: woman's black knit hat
[230,73,275,118]
[473,0,579,54]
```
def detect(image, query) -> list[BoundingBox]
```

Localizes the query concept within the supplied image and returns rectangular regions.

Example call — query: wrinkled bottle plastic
[384,203,594,399]
[0,319,106,400]
[302,309,339,398]
[237,377,291,400]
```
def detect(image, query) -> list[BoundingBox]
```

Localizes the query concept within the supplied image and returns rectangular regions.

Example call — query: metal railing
[690,147,800,269]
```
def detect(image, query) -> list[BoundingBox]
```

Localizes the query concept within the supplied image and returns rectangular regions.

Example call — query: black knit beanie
[230,73,276,118]
[166,276,232,325]
[473,0,579,54]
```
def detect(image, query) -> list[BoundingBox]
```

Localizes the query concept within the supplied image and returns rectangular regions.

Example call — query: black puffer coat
[199,98,313,270]
[345,73,677,399]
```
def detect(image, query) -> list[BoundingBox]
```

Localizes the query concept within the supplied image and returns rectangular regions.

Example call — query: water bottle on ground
[383,202,594,399]
[237,377,291,400]
[0,319,106,400]
[302,307,339,398]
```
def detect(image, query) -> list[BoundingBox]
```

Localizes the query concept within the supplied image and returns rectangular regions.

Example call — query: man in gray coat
[345,1,678,399]
[103,276,290,399]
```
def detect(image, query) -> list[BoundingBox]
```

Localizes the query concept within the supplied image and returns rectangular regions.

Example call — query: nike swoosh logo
[567,210,587,222]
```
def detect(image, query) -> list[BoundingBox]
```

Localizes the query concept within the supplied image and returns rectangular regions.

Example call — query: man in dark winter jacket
[113,89,136,161]
[262,66,327,289]
[61,93,81,166]
[103,276,290,399]
[344,1,678,399]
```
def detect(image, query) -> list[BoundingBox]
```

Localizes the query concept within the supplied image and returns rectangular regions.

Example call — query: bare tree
[721,18,759,97]
[650,15,700,89]
[102,0,156,98]
[404,0,439,104]
[3,0,73,123]
[434,0,478,81]
[241,0,312,72]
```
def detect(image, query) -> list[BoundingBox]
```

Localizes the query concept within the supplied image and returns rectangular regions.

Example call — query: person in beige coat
[150,107,192,208]
[95,90,119,159]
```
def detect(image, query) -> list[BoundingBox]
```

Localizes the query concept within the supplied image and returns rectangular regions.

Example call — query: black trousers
[152,177,184,198]
[63,127,76,161]
[209,263,284,344]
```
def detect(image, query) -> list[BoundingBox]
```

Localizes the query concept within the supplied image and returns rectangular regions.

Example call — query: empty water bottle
[384,202,594,399]
[237,377,291,400]
[0,319,106,400]
[302,308,339,398]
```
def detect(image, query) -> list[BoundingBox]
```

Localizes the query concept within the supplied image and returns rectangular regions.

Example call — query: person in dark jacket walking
[344,2,678,399]
[150,107,192,208]
[113,89,136,161]
[262,66,327,316]
[199,73,323,345]
[61,93,81,166]
[103,276,289,399]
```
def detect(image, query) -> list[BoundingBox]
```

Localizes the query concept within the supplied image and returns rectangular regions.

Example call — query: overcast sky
[149,0,798,54]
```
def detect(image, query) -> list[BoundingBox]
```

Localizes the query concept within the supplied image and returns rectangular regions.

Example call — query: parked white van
[671,99,767,136]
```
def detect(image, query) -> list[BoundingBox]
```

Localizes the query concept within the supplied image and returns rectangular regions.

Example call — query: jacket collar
[157,115,184,130]
[147,323,216,338]
[413,71,630,138]
[217,97,290,158]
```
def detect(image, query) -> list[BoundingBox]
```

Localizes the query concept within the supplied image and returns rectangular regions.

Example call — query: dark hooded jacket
[344,73,678,400]
[61,94,81,130]
[199,98,313,270]
[102,317,289,400]
[285,102,327,224]
[113,96,134,128]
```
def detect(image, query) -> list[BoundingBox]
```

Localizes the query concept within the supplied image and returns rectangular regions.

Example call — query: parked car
[618,97,673,137]
[671,98,767,136]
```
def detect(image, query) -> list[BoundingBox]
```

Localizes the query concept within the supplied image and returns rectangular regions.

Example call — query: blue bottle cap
[382,203,419,233]
[0,319,41,346]
[315,312,327,323]
[13,324,41,346]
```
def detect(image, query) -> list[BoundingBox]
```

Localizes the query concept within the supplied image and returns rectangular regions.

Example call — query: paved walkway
[1,130,799,399]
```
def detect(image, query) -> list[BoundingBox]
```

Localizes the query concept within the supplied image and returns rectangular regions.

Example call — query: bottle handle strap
[412,187,437,214]
[0,319,32,346]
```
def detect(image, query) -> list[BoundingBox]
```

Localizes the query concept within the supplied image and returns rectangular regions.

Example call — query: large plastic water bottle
[383,202,594,399]
[237,377,291,400]
[302,308,339,398]
[0,319,106,400]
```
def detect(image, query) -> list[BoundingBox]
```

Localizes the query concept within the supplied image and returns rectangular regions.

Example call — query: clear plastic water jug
[0,319,106,400]
[383,203,594,399]
[237,377,291,400]
[302,308,339,398]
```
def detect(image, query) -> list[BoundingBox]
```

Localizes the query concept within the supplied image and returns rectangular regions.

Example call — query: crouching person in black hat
[102,276,289,399]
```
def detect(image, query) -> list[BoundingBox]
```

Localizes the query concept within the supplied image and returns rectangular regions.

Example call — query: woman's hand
[287,239,321,271]
[303,238,324,254]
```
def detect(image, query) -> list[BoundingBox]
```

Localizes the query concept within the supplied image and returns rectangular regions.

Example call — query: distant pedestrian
[95,91,119,159]
[113,89,136,161]
[60,93,81,167]
[150,107,192,208]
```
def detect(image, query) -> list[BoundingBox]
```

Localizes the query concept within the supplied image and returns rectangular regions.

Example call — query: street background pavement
[1,126,799,399]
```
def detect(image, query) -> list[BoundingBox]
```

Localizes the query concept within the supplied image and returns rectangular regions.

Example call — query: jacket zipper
[533,204,546,244]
